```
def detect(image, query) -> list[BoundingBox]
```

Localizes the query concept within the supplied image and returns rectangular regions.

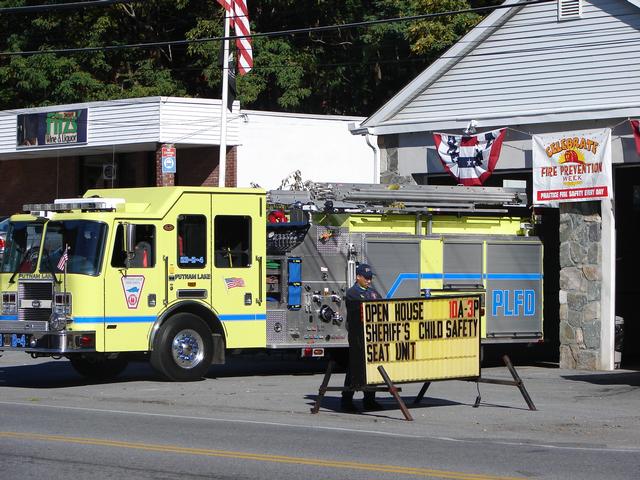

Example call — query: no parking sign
[161,144,176,174]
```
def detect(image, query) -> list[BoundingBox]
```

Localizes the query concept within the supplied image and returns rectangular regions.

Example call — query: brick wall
[224,146,237,187]
[0,156,79,215]
[171,146,237,187]
[0,145,238,215]
[155,146,175,187]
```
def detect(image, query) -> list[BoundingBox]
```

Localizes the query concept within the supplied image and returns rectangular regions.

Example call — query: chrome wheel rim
[171,329,205,369]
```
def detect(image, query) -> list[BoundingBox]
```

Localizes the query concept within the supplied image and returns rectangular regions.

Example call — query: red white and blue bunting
[433,128,506,186]
[631,120,640,155]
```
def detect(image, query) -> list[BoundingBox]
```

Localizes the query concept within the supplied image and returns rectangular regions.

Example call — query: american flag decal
[631,120,640,156]
[225,277,246,289]
[433,128,506,186]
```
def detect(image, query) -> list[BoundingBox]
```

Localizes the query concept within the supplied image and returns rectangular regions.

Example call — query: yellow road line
[0,431,522,480]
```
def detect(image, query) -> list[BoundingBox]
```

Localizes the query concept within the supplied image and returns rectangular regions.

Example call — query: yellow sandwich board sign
[361,296,481,385]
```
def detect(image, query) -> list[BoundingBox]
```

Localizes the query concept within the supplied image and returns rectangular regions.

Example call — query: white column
[600,197,615,370]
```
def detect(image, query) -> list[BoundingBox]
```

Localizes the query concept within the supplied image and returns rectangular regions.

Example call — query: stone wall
[559,201,602,369]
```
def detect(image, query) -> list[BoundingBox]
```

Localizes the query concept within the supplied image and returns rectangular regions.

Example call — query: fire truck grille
[18,281,53,323]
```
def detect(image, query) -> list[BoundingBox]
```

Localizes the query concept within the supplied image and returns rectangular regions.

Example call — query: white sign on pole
[532,128,612,204]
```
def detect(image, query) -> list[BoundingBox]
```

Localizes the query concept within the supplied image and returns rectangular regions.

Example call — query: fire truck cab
[0,187,266,381]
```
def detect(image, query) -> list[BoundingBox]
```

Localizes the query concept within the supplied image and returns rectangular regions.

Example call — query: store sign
[17,109,88,148]
[532,128,612,204]
[361,296,481,385]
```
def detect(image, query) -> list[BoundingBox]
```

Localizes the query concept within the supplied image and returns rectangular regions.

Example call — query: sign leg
[502,355,537,411]
[377,366,413,421]
[475,355,537,411]
[413,381,431,405]
[311,360,335,414]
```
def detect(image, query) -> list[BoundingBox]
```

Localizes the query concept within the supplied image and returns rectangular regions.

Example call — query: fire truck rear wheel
[69,354,129,380]
[151,313,213,381]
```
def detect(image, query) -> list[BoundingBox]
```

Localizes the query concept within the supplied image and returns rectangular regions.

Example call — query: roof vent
[558,0,582,21]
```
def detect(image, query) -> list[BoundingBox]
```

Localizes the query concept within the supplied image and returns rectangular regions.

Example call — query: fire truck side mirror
[123,222,136,258]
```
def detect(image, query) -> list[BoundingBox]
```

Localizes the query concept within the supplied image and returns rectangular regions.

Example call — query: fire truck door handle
[163,255,169,306]
[256,255,263,305]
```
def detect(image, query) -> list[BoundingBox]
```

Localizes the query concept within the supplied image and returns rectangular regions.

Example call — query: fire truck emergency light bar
[23,198,124,213]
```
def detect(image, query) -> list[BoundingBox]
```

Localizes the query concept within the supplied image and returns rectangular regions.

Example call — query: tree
[0,0,498,114]
[408,0,499,56]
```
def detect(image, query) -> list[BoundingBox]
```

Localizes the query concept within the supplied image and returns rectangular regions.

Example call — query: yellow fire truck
[0,183,542,381]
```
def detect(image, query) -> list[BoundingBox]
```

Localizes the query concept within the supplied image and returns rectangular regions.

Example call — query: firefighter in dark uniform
[341,263,383,412]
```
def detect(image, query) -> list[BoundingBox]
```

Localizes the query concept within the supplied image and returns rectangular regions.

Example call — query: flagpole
[63,244,68,302]
[218,10,231,188]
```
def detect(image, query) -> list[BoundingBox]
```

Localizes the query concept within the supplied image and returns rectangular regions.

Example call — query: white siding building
[0,97,376,214]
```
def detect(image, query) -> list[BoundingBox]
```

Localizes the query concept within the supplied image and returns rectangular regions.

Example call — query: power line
[0,0,138,15]
[0,0,556,58]
[1,33,636,77]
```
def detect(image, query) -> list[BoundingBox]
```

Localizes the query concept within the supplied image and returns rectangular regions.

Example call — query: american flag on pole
[631,120,640,155]
[233,0,253,75]
[217,0,253,75]
[225,277,246,289]
[433,128,506,186]
[57,245,69,271]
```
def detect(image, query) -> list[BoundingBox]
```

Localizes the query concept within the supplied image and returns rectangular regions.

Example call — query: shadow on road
[0,352,331,388]
[562,371,640,387]
[304,392,464,417]
[207,353,330,379]
[0,359,162,388]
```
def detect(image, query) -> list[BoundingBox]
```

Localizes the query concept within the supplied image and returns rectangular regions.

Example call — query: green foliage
[408,0,500,56]
[0,0,497,114]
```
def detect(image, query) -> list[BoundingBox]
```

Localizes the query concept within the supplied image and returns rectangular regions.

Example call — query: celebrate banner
[532,128,612,204]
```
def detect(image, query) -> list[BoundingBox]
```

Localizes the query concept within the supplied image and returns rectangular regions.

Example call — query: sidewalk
[378,363,640,449]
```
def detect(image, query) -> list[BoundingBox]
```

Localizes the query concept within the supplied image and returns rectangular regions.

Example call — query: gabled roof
[355,0,640,135]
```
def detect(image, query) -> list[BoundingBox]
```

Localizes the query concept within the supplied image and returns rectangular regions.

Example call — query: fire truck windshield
[0,221,44,274]
[40,220,108,276]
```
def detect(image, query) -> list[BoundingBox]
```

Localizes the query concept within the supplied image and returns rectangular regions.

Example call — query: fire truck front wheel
[151,313,213,381]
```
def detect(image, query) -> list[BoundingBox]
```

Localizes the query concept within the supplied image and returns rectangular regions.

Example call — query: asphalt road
[0,351,639,479]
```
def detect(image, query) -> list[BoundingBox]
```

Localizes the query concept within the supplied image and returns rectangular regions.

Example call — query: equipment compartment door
[485,241,543,339]
[366,239,420,299]
[443,241,483,288]
[212,193,266,349]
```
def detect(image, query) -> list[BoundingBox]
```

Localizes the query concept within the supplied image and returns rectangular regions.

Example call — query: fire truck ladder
[268,182,527,215]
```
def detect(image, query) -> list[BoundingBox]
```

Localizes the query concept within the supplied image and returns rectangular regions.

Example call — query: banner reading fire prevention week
[532,128,612,204]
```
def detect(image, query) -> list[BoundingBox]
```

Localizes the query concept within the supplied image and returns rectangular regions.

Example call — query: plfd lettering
[492,289,535,316]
